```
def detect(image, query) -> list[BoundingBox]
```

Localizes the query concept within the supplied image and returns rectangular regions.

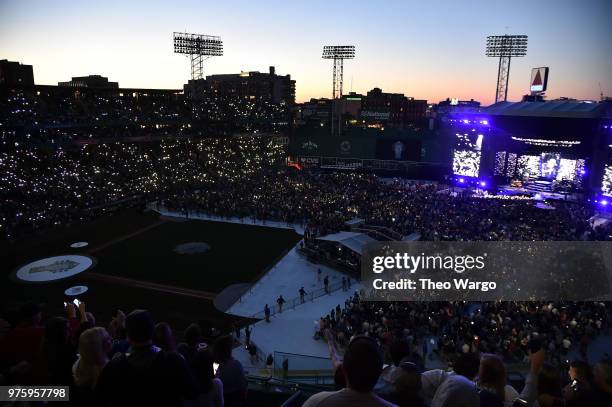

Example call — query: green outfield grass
[1,209,301,331]
[94,217,301,292]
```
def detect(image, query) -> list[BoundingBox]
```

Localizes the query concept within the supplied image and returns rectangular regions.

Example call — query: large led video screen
[513,153,585,183]
[540,153,559,179]
[376,139,421,161]
[452,150,481,177]
[602,165,612,197]
[516,155,540,178]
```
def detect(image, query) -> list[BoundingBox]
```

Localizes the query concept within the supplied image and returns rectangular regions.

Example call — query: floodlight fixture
[173,32,223,80]
[322,45,356,60]
[322,45,355,136]
[485,35,528,103]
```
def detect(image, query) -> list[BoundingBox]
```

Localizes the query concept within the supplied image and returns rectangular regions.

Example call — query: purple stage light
[482,120,489,125]
[479,181,487,187]
[459,178,465,183]
[462,119,469,124]
[601,200,609,206]
[580,169,586,175]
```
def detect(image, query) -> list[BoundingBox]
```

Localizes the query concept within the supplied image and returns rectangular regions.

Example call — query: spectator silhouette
[178,323,205,370]
[153,322,176,352]
[303,336,396,406]
[264,304,271,322]
[592,360,612,406]
[96,310,197,407]
[212,335,247,407]
[72,327,111,406]
[185,348,224,407]
[276,296,285,313]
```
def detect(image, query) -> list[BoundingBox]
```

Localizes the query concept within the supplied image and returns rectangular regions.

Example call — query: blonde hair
[74,327,110,388]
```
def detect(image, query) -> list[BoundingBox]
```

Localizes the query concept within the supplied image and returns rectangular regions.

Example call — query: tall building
[294,98,332,127]
[58,75,119,89]
[0,59,34,87]
[184,66,295,104]
[341,92,363,119]
[360,87,427,127]
[435,98,481,114]
[294,88,427,130]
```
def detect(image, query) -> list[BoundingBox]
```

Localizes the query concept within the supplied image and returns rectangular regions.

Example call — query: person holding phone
[212,335,247,407]
[562,360,595,406]
[185,348,224,407]
[65,300,95,346]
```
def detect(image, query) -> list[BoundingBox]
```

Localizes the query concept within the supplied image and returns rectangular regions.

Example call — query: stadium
[2,2,612,407]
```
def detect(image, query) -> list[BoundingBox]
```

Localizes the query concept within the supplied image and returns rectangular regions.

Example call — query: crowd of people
[168,170,612,243]
[3,109,612,405]
[0,301,248,407]
[319,293,610,367]
[0,87,292,145]
[191,93,292,134]
[303,333,612,406]
[1,88,190,142]
[1,298,611,406]
[3,125,612,243]
[159,148,612,243]
[0,136,287,240]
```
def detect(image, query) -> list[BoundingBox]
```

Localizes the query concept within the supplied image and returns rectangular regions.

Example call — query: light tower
[173,32,223,80]
[486,35,527,103]
[322,45,355,136]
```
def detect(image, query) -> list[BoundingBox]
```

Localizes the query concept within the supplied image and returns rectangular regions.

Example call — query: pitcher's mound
[174,242,211,254]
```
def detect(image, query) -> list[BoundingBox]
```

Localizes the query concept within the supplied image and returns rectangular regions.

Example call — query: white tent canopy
[316,231,377,255]
[344,218,365,226]
[401,232,421,241]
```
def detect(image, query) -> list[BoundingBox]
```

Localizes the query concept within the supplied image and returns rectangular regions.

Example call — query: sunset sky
[1,0,611,104]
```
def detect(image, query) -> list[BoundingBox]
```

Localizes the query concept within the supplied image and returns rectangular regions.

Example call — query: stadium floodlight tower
[322,45,355,136]
[173,32,223,81]
[486,35,528,103]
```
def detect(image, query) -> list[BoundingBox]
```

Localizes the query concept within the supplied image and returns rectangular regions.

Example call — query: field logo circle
[15,255,94,282]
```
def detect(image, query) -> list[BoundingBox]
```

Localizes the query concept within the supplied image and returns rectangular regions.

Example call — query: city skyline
[1,0,611,104]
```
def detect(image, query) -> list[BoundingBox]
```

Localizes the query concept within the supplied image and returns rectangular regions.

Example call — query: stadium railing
[250,278,350,320]
[235,277,348,371]
[272,351,335,385]
[234,246,293,308]
[246,373,332,406]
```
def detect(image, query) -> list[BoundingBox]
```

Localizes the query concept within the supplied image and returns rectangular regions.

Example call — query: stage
[497,183,584,202]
